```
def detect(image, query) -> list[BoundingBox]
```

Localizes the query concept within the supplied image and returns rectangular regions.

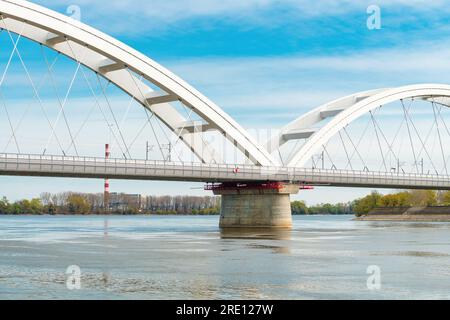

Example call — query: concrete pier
[211,183,299,228]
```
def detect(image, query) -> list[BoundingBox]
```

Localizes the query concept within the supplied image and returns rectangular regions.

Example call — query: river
[0,215,449,299]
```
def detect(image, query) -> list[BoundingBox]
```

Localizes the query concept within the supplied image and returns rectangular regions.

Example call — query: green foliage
[407,190,437,206]
[352,191,383,216]
[0,192,221,215]
[442,191,450,206]
[352,190,440,216]
[379,191,410,207]
[0,189,447,216]
[291,200,352,215]
[308,203,352,215]
[0,197,9,214]
[0,197,43,215]
[291,201,308,215]
[191,207,220,215]
[67,195,91,214]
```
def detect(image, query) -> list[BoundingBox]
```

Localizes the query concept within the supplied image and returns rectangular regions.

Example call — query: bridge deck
[0,153,449,190]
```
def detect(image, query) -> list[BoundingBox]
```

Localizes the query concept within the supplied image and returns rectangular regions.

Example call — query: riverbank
[355,206,450,221]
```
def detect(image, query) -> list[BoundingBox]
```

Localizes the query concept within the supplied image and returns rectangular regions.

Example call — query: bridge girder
[1,153,450,190]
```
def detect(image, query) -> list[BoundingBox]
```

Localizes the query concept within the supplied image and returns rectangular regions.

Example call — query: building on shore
[109,193,143,212]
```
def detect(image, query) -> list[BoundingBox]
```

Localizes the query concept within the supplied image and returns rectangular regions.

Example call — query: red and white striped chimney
[104,144,110,210]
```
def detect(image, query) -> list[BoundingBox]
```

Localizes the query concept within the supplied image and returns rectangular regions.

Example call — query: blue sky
[2,0,450,204]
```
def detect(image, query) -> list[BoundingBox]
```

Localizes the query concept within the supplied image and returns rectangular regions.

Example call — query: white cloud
[33,0,450,34]
[160,40,450,127]
[4,30,450,128]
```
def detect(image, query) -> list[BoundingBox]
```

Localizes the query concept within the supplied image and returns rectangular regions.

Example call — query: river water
[0,215,449,300]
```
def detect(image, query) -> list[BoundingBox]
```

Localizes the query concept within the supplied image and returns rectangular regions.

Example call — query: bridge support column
[208,182,299,228]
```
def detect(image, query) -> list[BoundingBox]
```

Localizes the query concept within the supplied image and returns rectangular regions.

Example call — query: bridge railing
[0,153,449,187]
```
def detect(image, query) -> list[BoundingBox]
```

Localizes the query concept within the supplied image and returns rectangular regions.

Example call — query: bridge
[0,0,449,228]
[1,153,449,190]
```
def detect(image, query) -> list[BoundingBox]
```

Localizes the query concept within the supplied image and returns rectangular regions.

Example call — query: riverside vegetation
[1,190,450,216]
[0,192,220,215]
[279,189,450,216]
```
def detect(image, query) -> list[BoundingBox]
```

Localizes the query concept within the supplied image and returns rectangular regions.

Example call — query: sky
[2,0,450,204]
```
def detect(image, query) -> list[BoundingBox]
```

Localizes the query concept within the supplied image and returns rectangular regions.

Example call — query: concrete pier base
[212,183,299,228]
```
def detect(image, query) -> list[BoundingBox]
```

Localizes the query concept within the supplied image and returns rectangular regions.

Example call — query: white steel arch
[266,88,387,154]
[0,0,278,166]
[273,84,450,167]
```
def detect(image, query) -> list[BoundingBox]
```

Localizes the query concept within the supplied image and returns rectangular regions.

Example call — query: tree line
[1,189,450,216]
[0,192,220,215]
[352,190,450,216]
[291,201,353,215]
[292,190,450,216]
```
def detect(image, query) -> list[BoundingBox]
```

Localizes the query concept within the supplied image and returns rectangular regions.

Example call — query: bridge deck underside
[0,154,449,190]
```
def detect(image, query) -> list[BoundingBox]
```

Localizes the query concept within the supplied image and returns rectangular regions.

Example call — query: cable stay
[402,99,439,174]
[338,131,353,170]
[41,44,79,156]
[1,18,66,155]
[2,49,61,153]
[431,99,448,175]
[369,110,388,172]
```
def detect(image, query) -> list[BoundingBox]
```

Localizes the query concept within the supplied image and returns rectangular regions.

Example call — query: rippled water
[0,215,449,299]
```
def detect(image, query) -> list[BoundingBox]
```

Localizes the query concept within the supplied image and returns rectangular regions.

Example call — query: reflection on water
[220,227,292,240]
[104,219,109,238]
[220,228,291,254]
[372,251,450,258]
[0,215,449,300]
[367,222,445,229]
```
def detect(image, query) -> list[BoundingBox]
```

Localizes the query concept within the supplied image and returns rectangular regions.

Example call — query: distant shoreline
[0,213,354,217]
[355,206,450,222]
[355,214,450,222]
[0,213,219,216]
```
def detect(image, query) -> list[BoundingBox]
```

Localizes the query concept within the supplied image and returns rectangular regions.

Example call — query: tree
[9,202,22,215]
[13,199,42,214]
[29,198,43,214]
[0,197,10,214]
[40,192,52,206]
[67,194,90,214]
[408,190,437,206]
[441,191,450,206]
[379,191,410,207]
[353,191,383,215]
[291,201,308,215]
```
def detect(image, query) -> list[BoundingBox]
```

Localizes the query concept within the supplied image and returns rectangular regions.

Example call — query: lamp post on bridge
[145,141,155,161]
[414,158,424,174]
[162,143,172,162]
[145,142,171,162]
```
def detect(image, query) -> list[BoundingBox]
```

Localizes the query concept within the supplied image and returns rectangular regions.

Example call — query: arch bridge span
[1,1,450,228]
[269,84,450,169]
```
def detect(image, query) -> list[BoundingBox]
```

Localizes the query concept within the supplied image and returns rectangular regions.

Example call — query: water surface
[0,215,449,299]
